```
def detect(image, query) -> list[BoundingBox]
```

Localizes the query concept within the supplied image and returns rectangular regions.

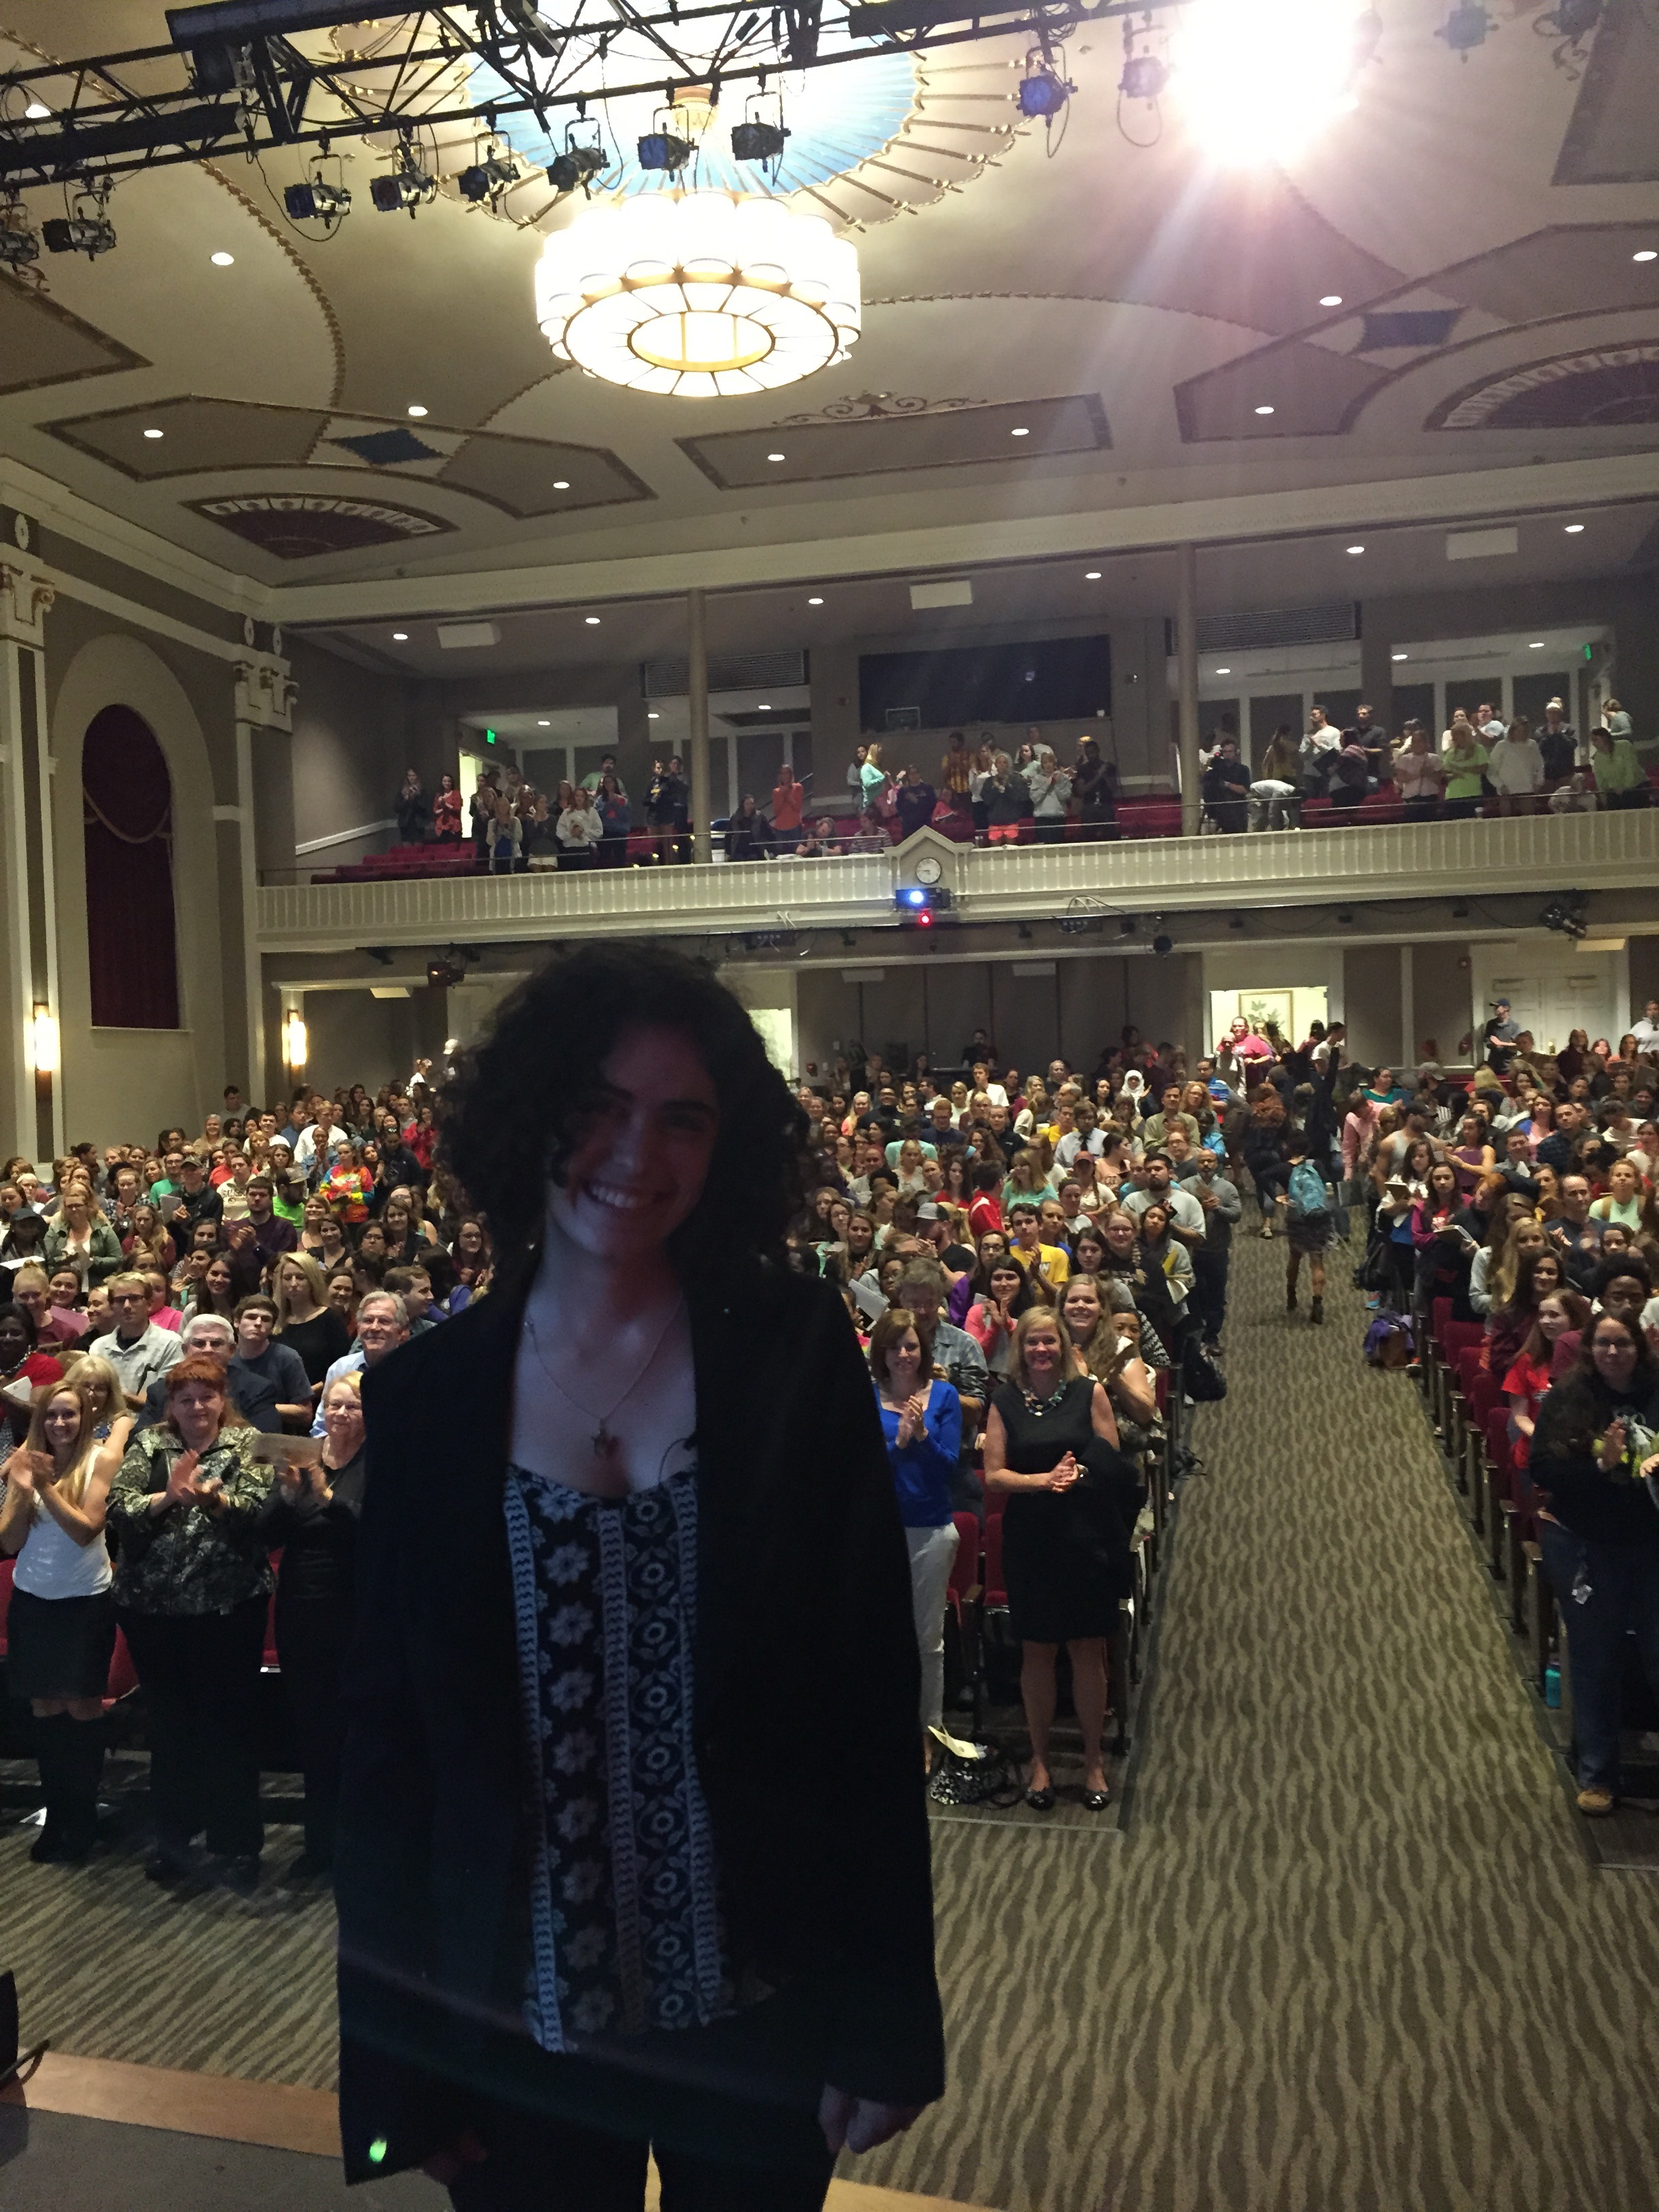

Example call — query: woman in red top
[1502,1288,1589,1452]
[432,772,462,842]
[967,1162,1004,1241]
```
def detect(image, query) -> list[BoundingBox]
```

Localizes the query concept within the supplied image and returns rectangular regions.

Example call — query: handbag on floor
[926,1729,1023,1807]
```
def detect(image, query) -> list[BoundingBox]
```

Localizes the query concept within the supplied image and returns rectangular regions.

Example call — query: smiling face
[1591,1319,1638,1386]
[1061,1278,1102,1338]
[882,1326,924,1396]
[1022,1318,1063,1386]
[548,1025,720,1266]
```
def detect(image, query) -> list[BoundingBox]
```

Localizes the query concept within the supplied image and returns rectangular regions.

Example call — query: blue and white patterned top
[502,1462,740,2051]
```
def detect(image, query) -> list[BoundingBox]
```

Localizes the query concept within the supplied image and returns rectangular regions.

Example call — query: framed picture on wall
[1240,989,1292,1039]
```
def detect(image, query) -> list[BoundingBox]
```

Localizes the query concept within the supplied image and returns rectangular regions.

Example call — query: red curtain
[83,705,180,1029]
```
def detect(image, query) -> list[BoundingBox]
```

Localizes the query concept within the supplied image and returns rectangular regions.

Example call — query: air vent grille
[1166,602,1359,655]
[642,650,808,697]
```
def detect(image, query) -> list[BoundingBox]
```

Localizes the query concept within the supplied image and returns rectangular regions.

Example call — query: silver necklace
[522,1298,684,1464]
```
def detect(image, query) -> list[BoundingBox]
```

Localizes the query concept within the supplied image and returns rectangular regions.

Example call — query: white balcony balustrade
[256,808,1659,954]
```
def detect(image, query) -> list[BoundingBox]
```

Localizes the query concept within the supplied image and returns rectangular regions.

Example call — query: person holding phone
[0,1376,119,1862]
[105,1353,271,1892]
[256,1372,365,1879]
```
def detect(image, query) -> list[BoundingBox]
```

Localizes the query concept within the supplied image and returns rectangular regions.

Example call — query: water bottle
[1544,1660,1562,1709]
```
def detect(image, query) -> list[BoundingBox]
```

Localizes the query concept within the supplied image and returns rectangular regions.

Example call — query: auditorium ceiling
[1,0,1658,596]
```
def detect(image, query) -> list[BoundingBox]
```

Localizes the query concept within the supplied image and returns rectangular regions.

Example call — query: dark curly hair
[438,943,811,1291]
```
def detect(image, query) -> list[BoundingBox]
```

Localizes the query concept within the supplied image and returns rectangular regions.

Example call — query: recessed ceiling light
[1010,426,1029,437]
[210,250,234,266]
[1347,544,1365,554]
[392,632,409,641]
[1214,667,1231,675]
[24,102,49,120]
[1392,652,1408,661]
[807,596,824,605]
[1319,293,1343,306]
[142,427,164,439]
[1084,570,1102,580]
[407,404,428,417]
[584,616,600,626]
[537,718,550,726]
[1565,523,1584,533]
[766,451,785,462]
[553,479,570,489]
[647,710,660,719]
[1635,249,1658,262]
[1254,405,1275,415]
[1529,640,1545,649]
[758,703,771,711]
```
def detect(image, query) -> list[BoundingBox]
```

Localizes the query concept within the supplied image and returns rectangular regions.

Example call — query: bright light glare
[1174,0,1371,161]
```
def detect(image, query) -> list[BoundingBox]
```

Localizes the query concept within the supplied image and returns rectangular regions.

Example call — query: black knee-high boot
[59,1714,107,1862]
[29,1713,73,1863]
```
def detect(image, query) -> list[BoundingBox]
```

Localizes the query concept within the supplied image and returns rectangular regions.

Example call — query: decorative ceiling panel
[0,272,147,395]
[678,394,1109,490]
[1174,345,1388,441]
[43,396,325,478]
[1553,0,1659,185]
[437,432,652,517]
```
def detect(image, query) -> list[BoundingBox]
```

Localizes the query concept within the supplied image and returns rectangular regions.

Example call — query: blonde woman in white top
[0,1374,119,1861]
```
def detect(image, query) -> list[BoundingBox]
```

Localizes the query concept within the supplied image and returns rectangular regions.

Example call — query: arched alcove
[82,703,180,1029]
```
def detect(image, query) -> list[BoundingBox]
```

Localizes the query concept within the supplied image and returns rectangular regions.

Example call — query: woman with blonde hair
[0,1375,119,1860]
[983,1306,1144,1812]
[273,1251,351,1397]
[1059,1273,1158,1427]
[64,1349,134,1458]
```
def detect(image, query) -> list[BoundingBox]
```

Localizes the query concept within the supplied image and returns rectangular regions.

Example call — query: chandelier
[535,191,861,398]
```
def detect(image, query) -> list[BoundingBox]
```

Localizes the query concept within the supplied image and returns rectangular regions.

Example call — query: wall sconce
[283,1008,308,1071]
[28,1005,58,1076]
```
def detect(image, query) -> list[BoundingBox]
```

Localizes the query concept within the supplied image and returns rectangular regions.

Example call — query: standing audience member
[869,1309,962,1765]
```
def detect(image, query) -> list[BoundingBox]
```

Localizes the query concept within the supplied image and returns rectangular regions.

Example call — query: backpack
[1286,1160,1330,1227]
[1364,1312,1414,1370]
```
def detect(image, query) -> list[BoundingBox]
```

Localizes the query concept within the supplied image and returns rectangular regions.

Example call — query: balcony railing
[255,806,1659,954]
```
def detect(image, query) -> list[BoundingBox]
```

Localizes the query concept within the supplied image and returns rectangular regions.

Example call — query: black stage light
[548,143,607,192]
[1151,932,1174,956]
[743,928,798,951]
[0,212,39,268]
[732,119,790,162]
[1438,0,1490,52]
[637,130,693,173]
[283,174,349,223]
[458,154,520,201]
[371,161,436,213]
[43,211,115,257]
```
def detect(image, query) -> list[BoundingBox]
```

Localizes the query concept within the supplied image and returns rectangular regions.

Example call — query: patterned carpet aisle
[14,1231,1659,2212]
[862,1228,1659,2212]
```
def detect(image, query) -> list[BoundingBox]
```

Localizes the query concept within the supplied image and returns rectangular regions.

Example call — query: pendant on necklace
[593,1421,618,1461]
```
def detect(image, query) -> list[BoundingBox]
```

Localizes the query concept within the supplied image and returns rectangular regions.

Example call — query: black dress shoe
[1024,1784,1055,1811]
[215,1855,262,1896]
[1082,1788,1111,1812]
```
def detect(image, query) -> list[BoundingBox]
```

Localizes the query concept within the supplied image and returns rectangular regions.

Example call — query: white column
[0,559,56,1161]
[234,644,296,1109]
[688,587,712,864]
[1399,942,1415,1071]
[1176,543,1200,836]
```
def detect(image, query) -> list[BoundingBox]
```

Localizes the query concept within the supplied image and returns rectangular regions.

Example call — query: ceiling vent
[1446,526,1518,560]
[910,578,974,611]
[1170,602,1359,655]
[642,649,807,696]
[436,620,500,649]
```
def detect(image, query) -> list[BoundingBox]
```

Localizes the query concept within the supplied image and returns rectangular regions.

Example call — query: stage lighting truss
[547,125,608,195]
[458,144,521,202]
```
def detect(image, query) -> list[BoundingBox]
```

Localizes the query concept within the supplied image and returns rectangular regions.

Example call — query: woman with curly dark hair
[335,943,943,2211]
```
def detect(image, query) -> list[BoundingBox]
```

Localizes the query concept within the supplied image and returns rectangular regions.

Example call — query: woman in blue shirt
[869,1307,962,1763]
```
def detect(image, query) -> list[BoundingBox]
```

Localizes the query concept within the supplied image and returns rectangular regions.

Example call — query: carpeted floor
[14,1229,1659,2211]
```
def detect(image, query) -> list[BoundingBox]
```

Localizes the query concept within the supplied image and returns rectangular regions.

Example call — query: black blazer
[335,1264,944,2182]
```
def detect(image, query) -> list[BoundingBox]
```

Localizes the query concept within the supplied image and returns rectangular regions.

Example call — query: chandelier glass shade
[535,191,861,397]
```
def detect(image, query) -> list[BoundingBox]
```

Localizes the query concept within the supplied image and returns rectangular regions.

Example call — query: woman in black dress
[335,943,941,2210]
[257,1370,365,1878]
[983,1307,1143,1814]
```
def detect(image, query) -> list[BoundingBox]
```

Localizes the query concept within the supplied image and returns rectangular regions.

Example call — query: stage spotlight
[895,885,954,928]
[1120,52,1170,99]
[283,173,350,226]
[1152,933,1174,956]
[370,155,436,214]
[548,142,607,192]
[1437,0,1490,52]
[1540,895,1587,941]
[43,209,116,258]
[1017,63,1071,119]
[732,118,790,162]
[0,205,39,268]
[637,130,694,172]
[458,152,520,202]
